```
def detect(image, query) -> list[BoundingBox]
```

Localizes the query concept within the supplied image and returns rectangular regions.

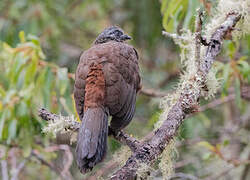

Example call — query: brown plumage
[74,26,141,173]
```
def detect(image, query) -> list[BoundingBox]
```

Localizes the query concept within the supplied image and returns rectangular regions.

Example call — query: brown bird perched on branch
[74,26,141,173]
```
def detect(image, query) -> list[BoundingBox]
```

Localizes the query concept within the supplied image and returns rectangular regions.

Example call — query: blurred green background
[0,0,250,179]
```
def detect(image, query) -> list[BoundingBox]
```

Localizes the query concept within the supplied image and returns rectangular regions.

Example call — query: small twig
[198,94,235,112]
[31,150,68,180]
[38,108,59,122]
[140,87,169,97]
[199,85,250,112]
[109,129,141,152]
[8,148,17,180]
[195,9,203,65]
[11,159,29,180]
[175,158,197,169]
[241,152,250,180]
[88,161,118,180]
[170,172,198,180]
[8,148,31,180]
[212,147,250,167]
[162,31,189,41]
[44,145,73,179]
[205,165,235,180]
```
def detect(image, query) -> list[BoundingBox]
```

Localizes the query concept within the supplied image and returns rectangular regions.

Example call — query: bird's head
[94,26,131,44]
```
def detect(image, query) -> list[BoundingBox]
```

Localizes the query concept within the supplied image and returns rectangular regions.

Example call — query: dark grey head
[94,26,131,44]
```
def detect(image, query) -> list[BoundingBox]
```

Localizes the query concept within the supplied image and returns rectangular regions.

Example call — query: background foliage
[0,0,249,179]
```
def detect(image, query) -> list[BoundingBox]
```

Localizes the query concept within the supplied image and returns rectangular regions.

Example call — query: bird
[74,26,141,173]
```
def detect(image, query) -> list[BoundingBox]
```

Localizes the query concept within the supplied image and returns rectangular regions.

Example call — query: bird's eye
[114,30,122,36]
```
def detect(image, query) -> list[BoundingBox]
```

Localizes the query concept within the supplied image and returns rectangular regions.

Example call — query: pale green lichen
[173,30,198,76]
[205,0,250,40]
[69,132,78,144]
[42,114,77,137]
[154,93,180,129]
[113,146,132,166]
[159,139,178,180]
[205,69,221,99]
[136,162,155,180]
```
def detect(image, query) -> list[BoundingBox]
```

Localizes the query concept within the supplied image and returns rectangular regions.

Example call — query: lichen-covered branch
[110,12,241,180]
[38,108,140,152]
[39,108,80,133]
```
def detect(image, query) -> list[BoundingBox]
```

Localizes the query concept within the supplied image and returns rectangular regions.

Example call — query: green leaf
[19,84,35,100]
[19,31,26,43]
[161,0,199,32]
[183,0,197,29]
[223,139,230,146]
[161,0,168,14]
[59,97,71,115]
[227,41,236,59]
[198,113,211,128]
[42,67,53,109]
[203,152,213,161]
[0,111,6,140]
[24,55,38,86]
[0,86,6,98]
[8,119,17,142]
[234,78,242,110]
[3,89,16,105]
[57,68,69,95]
[23,141,32,157]
[17,101,28,117]
[147,110,162,128]
[197,141,215,151]
[9,54,29,85]
[222,63,231,96]
[237,60,250,80]
[162,0,185,32]
[27,34,40,46]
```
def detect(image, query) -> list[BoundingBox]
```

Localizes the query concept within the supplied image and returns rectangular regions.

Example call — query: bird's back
[74,41,141,118]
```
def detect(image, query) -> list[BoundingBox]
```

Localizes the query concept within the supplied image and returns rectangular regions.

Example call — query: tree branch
[110,12,241,180]
[38,108,140,152]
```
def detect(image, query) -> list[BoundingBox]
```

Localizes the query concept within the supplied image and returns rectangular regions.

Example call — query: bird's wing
[73,52,89,120]
[100,42,141,130]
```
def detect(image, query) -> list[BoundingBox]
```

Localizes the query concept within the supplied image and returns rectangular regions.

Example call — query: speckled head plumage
[94,26,131,44]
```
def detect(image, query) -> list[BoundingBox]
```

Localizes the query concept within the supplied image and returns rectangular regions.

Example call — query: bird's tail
[76,107,108,173]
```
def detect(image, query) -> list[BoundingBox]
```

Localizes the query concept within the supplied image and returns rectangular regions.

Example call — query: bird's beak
[121,34,132,41]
